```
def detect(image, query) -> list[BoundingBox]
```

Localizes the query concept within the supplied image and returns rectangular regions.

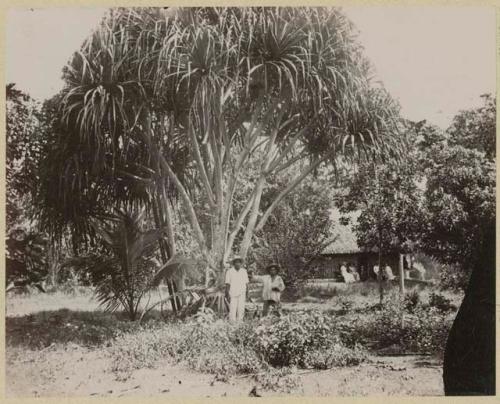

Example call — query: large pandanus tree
[39,7,403,293]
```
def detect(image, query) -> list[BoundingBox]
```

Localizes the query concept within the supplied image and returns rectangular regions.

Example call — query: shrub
[253,311,335,367]
[336,294,454,355]
[402,306,452,354]
[178,320,263,377]
[439,263,472,291]
[428,292,456,313]
[304,343,368,369]
[403,289,421,313]
[108,308,368,382]
[108,327,169,379]
[108,318,265,381]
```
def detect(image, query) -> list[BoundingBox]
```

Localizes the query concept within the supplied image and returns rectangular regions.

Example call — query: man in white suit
[225,256,249,322]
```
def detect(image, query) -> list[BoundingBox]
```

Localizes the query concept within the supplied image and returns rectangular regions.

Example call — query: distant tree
[415,96,496,285]
[6,84,49,287]
[424,95,496,396]
[447,94,496,159]
[6,83,41,228]
[421,145,495,280]
[336,133,424,260]
[251,170,334,284]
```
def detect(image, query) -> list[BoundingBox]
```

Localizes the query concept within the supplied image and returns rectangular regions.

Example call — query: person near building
[348,263,360,282]
[340,262,355,283]
[384,263,396,281]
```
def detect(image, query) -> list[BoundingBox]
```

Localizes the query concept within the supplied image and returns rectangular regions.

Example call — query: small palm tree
[83,209,164,320]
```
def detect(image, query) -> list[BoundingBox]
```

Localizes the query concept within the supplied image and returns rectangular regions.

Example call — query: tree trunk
[239,177,266,259]
[377,234,384,306]
[398,253,405,295]
[152,196,179,314]
[443,223,495,395]
[398,252,405,328]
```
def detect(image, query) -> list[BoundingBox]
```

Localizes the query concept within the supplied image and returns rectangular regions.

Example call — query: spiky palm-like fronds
[73,208,163,319]
[37,7,404,279]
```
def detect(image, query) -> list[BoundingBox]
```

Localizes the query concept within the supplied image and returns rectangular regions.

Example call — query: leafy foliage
[447,94,496,159]
[251,169,334,282]
[337,94,495,289]
[38,7,403,278]
[6,84,51,286]
[6,84,42,228]
[109,308,367,381]
[428,292,456,313]
[336,151,424,255]
[71,209,163,320]
[421,145,495,270]
[6,229,48,285]
[253,311,338,367]
[418,96,495,280]
[338,292,454,355]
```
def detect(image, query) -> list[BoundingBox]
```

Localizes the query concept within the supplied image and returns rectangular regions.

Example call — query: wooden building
[311,211,400,281]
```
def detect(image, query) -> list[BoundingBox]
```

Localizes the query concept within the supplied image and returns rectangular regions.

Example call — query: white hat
[231,255,243,263]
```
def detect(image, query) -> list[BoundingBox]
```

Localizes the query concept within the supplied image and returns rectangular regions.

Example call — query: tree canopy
[420,96,496,275]
[337,94,495,286]
[36,7,403,284]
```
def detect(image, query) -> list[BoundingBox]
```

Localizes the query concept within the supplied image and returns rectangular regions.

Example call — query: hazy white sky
[5,6,496,129]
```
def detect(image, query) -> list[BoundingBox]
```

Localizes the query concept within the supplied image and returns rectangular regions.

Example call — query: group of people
[373,263,396,281]
[224,256,285,323]
[338,262,397,283]
[339,262,361,283]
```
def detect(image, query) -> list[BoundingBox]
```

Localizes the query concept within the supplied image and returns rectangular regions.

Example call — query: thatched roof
[321,209,361,255]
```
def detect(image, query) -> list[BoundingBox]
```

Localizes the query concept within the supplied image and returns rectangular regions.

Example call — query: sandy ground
[5,289,446,398]
[6,344,444,398]
[6,345,253,398]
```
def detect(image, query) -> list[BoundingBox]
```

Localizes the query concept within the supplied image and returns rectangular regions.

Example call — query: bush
[108,309,367,381]
[253,311,334,367]
[439,263,472,291]
[403,289,421,313]
[337,294,454,355]
[402,306,452,354]
[178,320,263,377]
[108,318,265,381]
[428,292,456,313]
[304,343,368,369]
[108,326,169,379]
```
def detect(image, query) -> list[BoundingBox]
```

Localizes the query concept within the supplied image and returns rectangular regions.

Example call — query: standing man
[225,255,249,323]
[250,263,286,316]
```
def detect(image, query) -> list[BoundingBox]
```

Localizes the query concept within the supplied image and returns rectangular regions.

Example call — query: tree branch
[255,151,335,233]
[188,124,216,208]
[208,127,224,209]
[239,127,280,258]
[266,126,308,173]
[273,149,308,174]
[142,114,207,253]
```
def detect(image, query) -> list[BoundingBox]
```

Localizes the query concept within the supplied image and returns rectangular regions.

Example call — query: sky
[5,6,497,129]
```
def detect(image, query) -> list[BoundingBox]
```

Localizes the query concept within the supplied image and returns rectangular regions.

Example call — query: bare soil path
[6,345,443,398]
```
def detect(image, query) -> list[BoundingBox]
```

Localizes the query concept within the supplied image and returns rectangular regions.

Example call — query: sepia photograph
[4,4,496,398]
